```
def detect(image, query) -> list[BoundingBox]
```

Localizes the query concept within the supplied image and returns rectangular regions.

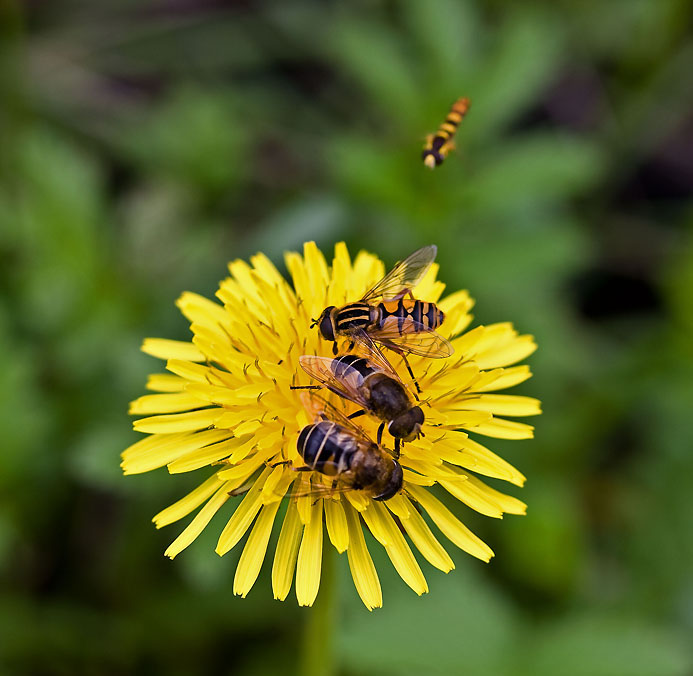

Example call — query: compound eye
[319,310,335,341]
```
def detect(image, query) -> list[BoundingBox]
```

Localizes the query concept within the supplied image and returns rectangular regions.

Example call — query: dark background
[1,0,692,674]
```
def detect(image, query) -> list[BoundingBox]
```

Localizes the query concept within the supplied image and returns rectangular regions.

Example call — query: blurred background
[1,0,692,673]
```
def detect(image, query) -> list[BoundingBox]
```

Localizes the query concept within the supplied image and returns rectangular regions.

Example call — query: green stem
[300,545,337,676]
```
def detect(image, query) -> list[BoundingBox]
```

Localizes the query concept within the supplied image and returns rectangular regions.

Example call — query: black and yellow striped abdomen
[297,421,358,476]
[422,97,471,168]
[378,299,445,333]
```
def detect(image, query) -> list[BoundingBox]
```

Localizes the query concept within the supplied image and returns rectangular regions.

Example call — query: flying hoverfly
[422,97,471,169]
[293,392,403,502]
[311,245,453,391]
[292,346,424,456]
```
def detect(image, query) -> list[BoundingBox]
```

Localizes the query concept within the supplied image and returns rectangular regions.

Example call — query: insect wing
[298,355,368,409]
[350,330,403,382]
[360,245,437,303]
[367,316,454,358]
[299,391,374,445]
[287,482,358,501]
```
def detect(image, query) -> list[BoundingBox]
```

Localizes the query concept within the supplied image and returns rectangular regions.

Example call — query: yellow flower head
[123,242,540,610]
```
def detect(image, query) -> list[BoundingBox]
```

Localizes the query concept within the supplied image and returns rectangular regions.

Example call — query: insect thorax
[351,445,389,491]
[364,373,411,420]
[335,302,377,333]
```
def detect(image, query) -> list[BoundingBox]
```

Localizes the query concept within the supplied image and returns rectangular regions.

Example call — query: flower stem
[300,545,337,676]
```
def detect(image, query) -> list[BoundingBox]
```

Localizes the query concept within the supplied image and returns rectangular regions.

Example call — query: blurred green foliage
[1,0,692,674]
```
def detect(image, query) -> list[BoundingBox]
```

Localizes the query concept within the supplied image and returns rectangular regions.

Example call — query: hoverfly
[311,245,453,391]
[295,392,403,502]
[293,347,424,456]
[422,97,471,169]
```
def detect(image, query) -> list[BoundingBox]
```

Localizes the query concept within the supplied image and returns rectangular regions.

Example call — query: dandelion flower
[123,242,540,610]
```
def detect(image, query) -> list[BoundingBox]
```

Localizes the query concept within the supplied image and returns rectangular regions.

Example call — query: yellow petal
[215,450,269,484]
[141,338,204,362]
[295,474,315,525]
[328,242,352,307]
[474,365,532,392]
[475,334,537,370]
[438,472,507,518]
[449,325,487,357]
[431,409,492,430]
[402,457,465,483]
[368,502,428,595]
[153,473,224,528]
[352,250,384,296]
[443,437,526,486]
[261,465,293,503]
[133,408,223,434]
[401,469,435,486]
[272,501,303,601]
[176,291,229,329]
[167,435,251,474]
[128,391,207,415]
[250,252,290,289]
[284,252,313,322]
[447,475,527,516]
[166,359,210,383]
[471,417,535,439]
[360,501,392,547]
[345,490,370,512]
[396,497,454,572]
[302,241,331,317]
[296,499,323,607]
[407,485,494,562]
[344,503,382,611]
[262,468,296,504]
[438,289,474,337]
[121,429,230,474]
[185,381,272,407]
[325,499,349,553]
[164,482,232,559]
[451,394,541,417]
[215,466,272,556]
[145,373,187,392]
[412,263,445,303]
[383,494,410,520]
[233,501,281,598]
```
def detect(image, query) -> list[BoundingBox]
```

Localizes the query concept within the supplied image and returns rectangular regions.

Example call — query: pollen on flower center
[123,242,540,610]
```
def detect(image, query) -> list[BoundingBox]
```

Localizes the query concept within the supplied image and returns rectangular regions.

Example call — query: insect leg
[376,422,384,446]
[269,459,312,472]
[332,341,339,355]
[394,437,401,459]
[347,410,366,420]
[401,353,422,394]
[289,385,321,390]
[390,288,416,302]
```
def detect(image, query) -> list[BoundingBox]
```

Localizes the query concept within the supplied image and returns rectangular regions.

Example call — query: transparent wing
[349,330,403,382]
[298,391,374,445]
[298,355,368,409]
[287,483,357,501]
[361,245,437,303]
[364,316,454,358]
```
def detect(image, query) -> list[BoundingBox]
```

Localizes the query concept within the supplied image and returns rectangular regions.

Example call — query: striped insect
[294,392,403,502]
[292,347,424,456]
[422,97,471,169]
[311,245,453,392]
